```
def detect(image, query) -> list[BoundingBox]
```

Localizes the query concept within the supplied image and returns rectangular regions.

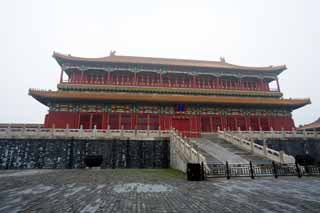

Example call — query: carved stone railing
[170,129,209,173]
[0,126,209,173]
[227,129,320,140]
[216,131,296,164]
[0,126,170,140]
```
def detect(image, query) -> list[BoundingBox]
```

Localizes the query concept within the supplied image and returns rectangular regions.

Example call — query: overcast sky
[0,0,319,126]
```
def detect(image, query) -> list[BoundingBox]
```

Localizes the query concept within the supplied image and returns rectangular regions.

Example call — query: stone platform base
[0,139,170,169]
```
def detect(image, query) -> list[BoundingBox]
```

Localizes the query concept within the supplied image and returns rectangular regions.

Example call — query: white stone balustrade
[0,126,209,173]
[170,129,209,173]
[217,131,296,164]
[0,126,170,141]
[224,130,320,140]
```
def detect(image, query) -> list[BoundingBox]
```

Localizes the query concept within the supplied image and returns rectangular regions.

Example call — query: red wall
[44,112,295,136]
[44,112,79,128]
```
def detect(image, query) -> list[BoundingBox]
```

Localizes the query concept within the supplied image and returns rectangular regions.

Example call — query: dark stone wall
[255,138,320,163]
[0,139,170,169]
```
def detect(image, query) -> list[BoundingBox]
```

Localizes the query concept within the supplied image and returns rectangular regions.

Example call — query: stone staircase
[194,134,271,164]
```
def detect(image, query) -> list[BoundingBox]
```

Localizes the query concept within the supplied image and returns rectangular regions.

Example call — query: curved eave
[29,89,310,110]
[53,52,286,74]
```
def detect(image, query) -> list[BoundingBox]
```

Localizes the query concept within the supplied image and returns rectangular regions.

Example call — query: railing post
[303,129,307,138]
[295,162,302,178]
[272,161,278,178]
[279,151,284,164]
[79,125,83,137]
[226,161,230,179]
[51,124,55,137]
[292,127,296,137]
[6,124,11,137]
[92,125,97,138]
[105,125,109,137]
[250,140,254,153]
[65,123,70,136]
[248,126,253,138]
[22,124,26,135]
[197,151,200,163]
[120,125,124,137]
[201,162,205,180]
[263,140,267,156]
[249,161,255,179]
[147,125,150,136]
[260,129,264,140]
[36,124,41,135]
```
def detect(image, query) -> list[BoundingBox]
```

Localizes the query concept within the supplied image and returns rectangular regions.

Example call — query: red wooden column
[159,73,163,87]
[216,77,220,89]
[80,71,84,84]
[267,117,271,131]
[77,113,81,128]
[101,113,106,129]
[118,113,122,129]
[195,76,198,88]
[220,115,224,130]
[106,112,110,129]
[258,117,262,131]
[239,78,243,90]
[121,75,124,85]
[209,117,213,132]
[259,78,264,91]
[234,117,238,130]
[89,114,93,129]
[244,115,248,130]
[107,72,111,84]
[134,72,137,86]
[192,75,195,88]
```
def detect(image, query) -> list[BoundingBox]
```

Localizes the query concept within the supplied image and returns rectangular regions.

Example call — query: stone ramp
[192,140,221,164]
[195,134,271,164]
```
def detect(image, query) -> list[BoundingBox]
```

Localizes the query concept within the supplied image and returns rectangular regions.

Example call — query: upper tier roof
[53,52,287,74]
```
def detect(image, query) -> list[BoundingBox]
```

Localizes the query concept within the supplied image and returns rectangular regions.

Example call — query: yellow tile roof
[29,89,310,110]
[53,52,286,73]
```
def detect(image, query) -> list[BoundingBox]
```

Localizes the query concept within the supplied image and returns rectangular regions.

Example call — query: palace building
[29,52,310,136]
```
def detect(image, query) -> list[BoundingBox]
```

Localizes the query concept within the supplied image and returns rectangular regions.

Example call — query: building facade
[298,118,320,131]
[29,52,310,136]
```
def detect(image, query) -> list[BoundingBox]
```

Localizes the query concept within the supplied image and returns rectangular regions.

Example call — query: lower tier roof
[29,89,311,110]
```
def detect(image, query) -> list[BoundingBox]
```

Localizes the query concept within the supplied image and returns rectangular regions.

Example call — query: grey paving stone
[0,169,319,213]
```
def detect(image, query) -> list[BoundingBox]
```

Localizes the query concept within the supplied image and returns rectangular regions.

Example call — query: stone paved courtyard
[0,169,319,212]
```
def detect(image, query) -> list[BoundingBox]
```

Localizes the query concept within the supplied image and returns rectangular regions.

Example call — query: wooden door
[172,118,190,135]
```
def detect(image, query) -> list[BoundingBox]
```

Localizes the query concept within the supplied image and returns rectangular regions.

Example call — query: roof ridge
[52,51,287,73]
